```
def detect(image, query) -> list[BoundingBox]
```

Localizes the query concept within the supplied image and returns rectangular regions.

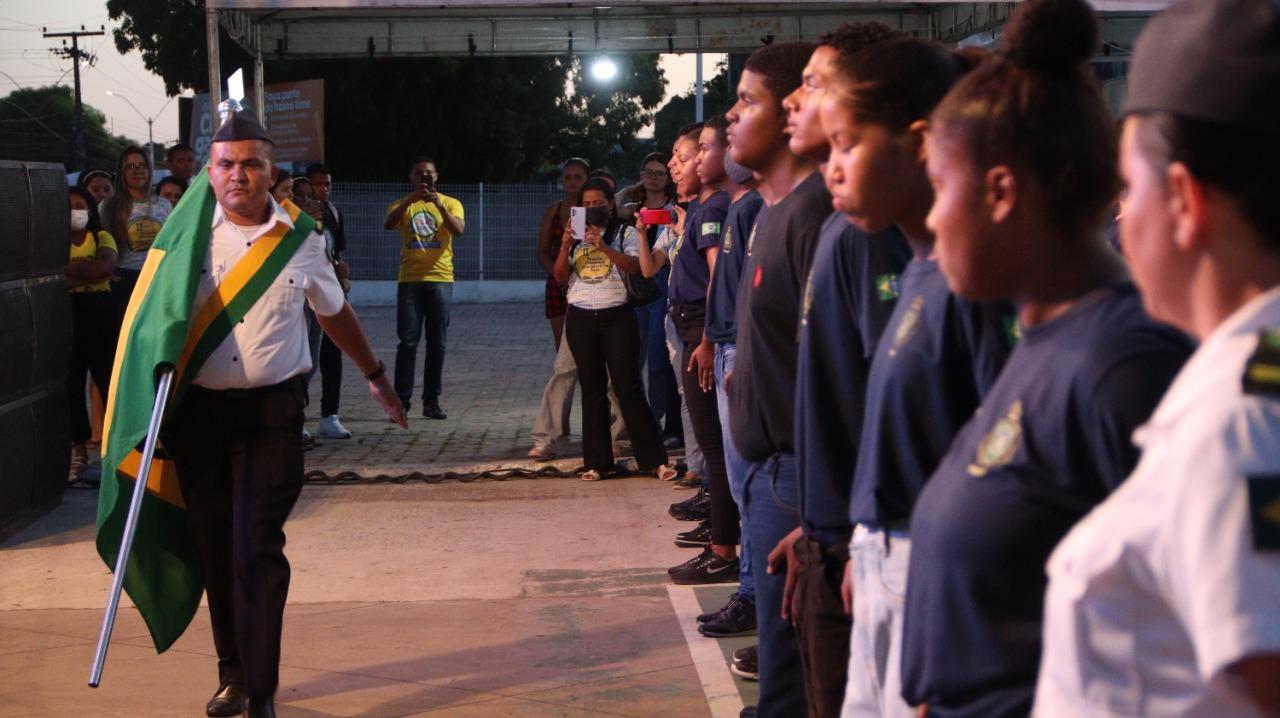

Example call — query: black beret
[1124,0,1280,133]
[212,108,275,145]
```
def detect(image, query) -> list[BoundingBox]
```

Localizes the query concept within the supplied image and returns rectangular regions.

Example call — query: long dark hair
[69,185,104,235]
[101,144,154,256]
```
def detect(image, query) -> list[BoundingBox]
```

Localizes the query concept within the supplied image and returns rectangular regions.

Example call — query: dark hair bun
[999,0,1097,72]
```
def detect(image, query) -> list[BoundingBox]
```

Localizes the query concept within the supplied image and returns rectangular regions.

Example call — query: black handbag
[606,222,662,307]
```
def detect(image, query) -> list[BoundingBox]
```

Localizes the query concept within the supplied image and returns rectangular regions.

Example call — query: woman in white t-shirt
[99,145,172,330]
[554,177,677,482]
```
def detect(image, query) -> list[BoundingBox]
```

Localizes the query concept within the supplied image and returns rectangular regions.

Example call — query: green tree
[107,0,251,95]
[0,86,131,170]
[552,54,668,176]
[652,56,742,154]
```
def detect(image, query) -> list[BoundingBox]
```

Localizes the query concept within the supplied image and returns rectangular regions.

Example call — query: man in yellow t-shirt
[384,156,466,419]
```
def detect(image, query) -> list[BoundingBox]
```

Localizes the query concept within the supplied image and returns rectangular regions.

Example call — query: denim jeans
[716,342,753,601]
[394,281,452,408]
[665,314,704,477]
[744,453,807,717]
[842,525,915,718]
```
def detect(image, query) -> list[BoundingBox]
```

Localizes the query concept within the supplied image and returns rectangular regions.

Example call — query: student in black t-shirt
[819,35,1016,718]
[754,22,908,718]
[895,2,1195,716]
[724,41,826,718]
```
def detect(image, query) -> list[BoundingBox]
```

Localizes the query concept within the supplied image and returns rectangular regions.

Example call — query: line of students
[689,0,1280,715]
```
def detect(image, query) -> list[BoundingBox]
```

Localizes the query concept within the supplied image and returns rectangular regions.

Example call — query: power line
[44,24,105,172]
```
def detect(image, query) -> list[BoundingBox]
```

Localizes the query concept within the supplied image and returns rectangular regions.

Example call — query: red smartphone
[638,207,676,225]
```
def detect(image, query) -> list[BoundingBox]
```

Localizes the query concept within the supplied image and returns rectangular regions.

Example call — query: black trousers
[792,537,853,718]
[565,304,668,472]
[672,302,739,546]
[66,292,114,445]
[318,333,343,416]
[162,377,306,700]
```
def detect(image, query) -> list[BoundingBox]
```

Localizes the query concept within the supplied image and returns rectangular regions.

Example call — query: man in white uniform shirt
[161,108,407,718]
[1034,0,1280,715]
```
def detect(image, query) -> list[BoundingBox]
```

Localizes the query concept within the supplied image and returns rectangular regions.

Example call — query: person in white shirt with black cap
[1034,0,1280,715]
[161,104,407,718]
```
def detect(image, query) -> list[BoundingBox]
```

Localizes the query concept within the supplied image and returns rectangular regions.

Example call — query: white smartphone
[569,206,586,241]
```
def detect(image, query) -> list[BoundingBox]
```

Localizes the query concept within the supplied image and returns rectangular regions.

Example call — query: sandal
[527,445,557,461]
[656,464,679,482]
[581,469,603,482]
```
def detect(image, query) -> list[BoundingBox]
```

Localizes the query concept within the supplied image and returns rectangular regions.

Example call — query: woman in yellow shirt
[66,186,118,477]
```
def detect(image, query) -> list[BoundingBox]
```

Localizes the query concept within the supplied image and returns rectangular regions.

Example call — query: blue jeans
[744,453,807,717]
[395,281,452,408]
[716,342,754,602]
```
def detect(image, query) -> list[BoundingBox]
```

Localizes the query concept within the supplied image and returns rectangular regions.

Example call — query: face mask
[585,205,611,228]
[70,209,89,231]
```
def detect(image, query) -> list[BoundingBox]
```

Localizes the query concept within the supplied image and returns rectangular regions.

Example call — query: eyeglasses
[123,162,148,171]
[641,170,668,179]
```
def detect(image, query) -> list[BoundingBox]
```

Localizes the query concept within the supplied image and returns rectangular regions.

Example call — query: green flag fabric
[95,170,314,652]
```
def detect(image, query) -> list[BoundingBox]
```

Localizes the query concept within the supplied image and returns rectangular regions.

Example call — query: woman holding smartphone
[555,177,677,482]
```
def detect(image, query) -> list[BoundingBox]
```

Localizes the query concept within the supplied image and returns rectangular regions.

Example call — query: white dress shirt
[1034,287,1280,717]
[192,197,345,390]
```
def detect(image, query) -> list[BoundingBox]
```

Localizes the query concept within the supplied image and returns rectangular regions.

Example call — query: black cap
[1124,0,1280,133]
[212,102,275,145]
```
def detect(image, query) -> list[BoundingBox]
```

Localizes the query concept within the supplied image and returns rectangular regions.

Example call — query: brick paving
[305,301,580,473]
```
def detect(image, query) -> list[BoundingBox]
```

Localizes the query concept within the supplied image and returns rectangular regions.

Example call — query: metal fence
[333,182,562,281]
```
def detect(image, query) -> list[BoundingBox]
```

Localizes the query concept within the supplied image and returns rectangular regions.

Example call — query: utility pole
[44,25,104,172]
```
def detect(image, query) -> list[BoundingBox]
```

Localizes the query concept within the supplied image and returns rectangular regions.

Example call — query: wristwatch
[364,360,386,382]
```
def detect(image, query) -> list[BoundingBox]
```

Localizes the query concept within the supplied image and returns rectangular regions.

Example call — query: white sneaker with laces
[317,414,352,439]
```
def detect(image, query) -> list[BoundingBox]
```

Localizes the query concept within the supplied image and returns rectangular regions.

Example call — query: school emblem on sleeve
[1243,329,1280,398]
[1247,475,1280,550]
[701,221,721,237]
[801,272,815,326]
[1004,316,1023,346]
[968,400,1023,477]
[875,273,901,301]
[888,296,924,356]
[747,223,759,255]
[722,226,734,254]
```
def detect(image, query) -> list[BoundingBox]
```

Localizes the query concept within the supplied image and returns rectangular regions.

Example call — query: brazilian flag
[96,169,314,651]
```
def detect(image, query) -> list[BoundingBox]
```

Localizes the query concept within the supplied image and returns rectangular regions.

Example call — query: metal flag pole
[88,366,176,688]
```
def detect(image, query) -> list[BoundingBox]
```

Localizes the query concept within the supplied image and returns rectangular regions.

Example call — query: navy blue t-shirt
[900,283,1192,717]
[668,191,729,305]
[850,258,1017,527]
[705,190,765,344]
[731,172,832,461]
[795,214,911,546]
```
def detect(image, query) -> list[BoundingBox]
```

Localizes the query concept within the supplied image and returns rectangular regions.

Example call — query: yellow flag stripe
[118,449,186,509]
[172,201,304,391]
[101,247,168,459]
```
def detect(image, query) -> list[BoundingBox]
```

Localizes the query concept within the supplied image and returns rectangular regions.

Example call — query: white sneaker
[317,414,352,439]
[302,427,312,440]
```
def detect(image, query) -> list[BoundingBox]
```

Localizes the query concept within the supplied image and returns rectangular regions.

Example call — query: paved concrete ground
[0,302,758,717]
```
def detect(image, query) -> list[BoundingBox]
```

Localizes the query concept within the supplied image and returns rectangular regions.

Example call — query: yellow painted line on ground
[666,584,745,718]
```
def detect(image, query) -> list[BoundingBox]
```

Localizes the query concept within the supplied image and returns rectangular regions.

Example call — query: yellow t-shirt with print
[389,194,465,283]
[68,230,117,293]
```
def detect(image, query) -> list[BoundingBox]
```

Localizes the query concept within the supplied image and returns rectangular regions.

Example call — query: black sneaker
[670,552,739,585]
[696,593,735,624]
[669,487,705,512]
[699,594,756,637]
[668,546,712,575]
[732,644,758,681]
[669,491,710,522]
[740,706,757,717]
[423,402,447,420]
[675,520,711,548]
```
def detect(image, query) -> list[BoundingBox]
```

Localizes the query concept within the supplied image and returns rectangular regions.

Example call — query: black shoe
[675,520,712,548]
[669,491,710,522]
[699,594,756,637]
[205,683,243,717]
[670,487,705,512]
[732,644,759,681]
[670,552,739,585]
[423,402,447,420]
[696,593,736,624]
[668,546,712,575]
[245,696,276,718]
[740,706,758,717]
